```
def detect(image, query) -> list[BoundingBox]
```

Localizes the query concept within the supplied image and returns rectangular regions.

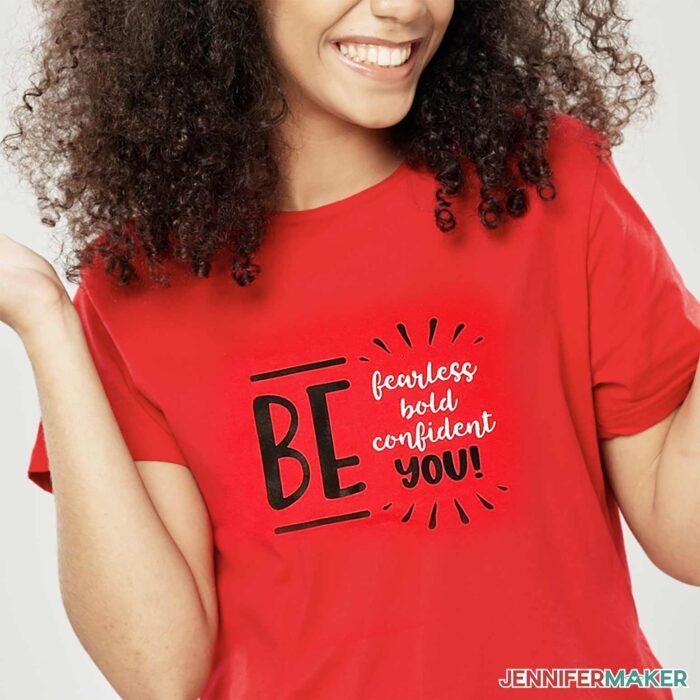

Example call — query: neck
[271,101,403,212]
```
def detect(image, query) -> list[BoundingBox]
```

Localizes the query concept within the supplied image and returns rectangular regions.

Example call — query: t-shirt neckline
[265,157,410,226]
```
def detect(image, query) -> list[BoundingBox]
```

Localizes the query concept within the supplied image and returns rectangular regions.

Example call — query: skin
[1,0,698,697]
[601,384,700,586]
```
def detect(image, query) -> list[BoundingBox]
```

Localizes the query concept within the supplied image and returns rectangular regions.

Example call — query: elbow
[124,640,216,700]
[58,575,218,699]
[667,568,700,587]
[181,608,218,698]
[61,603,217,700]
[183,641,217,700]
[666,571,700,588]
[162,622,217,700]
[647,550,700,587]
[638,521,700,587]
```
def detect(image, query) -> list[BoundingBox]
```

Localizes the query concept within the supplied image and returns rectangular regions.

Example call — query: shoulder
[547,112,608,157]
[75,227,197,342]
[545,112,610,192]
[454,112,610,208]
[78,221,200,295]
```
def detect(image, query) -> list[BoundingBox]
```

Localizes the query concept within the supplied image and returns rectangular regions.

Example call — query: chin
[341,104,412,129]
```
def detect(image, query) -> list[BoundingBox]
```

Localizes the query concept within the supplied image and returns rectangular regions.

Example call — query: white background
[1,0,698,697]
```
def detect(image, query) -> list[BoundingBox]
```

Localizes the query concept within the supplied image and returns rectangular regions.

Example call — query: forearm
[23,305,214,699]
[651,357,700,584]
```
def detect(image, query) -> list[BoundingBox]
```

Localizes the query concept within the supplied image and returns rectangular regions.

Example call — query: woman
[2,0,698,698]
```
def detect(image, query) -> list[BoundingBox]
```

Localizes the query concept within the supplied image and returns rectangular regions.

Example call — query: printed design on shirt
[250,316,508,535]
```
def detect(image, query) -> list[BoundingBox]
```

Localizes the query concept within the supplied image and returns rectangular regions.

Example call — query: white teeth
[336,41,412,67]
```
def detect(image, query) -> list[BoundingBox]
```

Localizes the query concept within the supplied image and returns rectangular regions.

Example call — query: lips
[336,41,413,67]
[332,35,421,49]
[329,38,423,82]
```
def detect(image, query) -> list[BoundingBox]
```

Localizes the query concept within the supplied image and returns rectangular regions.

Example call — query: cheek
[279,40,343,106]
[281,43,321,88]
[262,3,324,87]
[433,0,455,22]
[431,0,455,37]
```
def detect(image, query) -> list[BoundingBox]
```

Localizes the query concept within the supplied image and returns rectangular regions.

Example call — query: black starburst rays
[381,485,510,530]
[363,317,507,530]
[358,317,484,362]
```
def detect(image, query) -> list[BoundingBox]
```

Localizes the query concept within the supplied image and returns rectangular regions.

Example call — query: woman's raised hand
[0,232,73,339]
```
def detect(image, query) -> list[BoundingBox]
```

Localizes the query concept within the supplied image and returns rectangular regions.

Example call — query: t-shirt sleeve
[27,282,188,493]
[587,151,700,440]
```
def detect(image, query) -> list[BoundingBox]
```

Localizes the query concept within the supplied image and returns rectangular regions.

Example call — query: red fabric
[26,113,699,699]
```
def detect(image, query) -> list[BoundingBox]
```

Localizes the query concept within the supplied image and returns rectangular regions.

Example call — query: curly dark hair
[2,0,654,288]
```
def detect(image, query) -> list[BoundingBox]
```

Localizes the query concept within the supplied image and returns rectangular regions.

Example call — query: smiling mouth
[331,40,420,68]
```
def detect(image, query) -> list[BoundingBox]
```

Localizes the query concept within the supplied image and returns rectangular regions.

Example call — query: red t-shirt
[26,113,700,699]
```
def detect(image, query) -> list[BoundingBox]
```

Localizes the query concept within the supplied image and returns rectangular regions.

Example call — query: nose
[369,0,429,23]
